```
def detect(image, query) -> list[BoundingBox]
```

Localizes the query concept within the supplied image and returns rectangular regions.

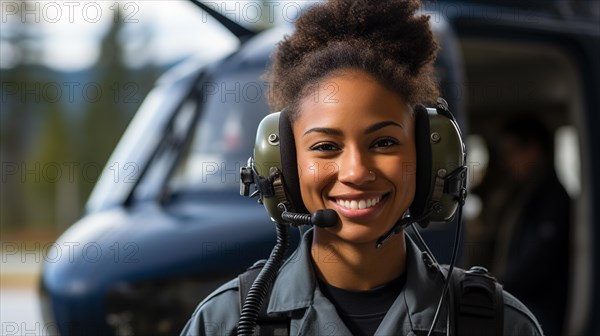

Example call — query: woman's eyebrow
[303,127,343,137]
[303,121,403,137]
[364,121,403,134]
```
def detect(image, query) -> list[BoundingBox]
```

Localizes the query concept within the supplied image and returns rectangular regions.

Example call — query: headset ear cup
[279,109,308,214]
[410,104,432,224]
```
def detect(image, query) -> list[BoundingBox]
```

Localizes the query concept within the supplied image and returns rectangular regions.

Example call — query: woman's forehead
[295,70,412,128]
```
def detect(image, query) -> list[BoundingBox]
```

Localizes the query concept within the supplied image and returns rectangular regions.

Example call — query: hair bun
[267,0,439,112]
[291,0,435,74]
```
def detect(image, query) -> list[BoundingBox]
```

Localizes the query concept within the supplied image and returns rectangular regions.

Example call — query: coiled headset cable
[237,221,289,336]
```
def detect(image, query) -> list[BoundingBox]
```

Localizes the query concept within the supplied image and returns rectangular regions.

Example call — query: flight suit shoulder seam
[192,279,240,316]
[503,298,543,335]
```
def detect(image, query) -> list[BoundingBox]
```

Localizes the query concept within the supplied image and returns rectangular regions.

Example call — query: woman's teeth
[336,197,381,210]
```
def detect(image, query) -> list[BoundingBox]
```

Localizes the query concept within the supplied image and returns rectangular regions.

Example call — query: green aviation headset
[240,97,467,231]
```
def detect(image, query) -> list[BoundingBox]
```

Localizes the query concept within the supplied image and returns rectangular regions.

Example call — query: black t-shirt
[317,274,407,336]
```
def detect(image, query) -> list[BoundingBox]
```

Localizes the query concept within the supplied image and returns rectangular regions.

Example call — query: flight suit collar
[402,237,449,334]
[267,228,449,335]
[267,229,317,313]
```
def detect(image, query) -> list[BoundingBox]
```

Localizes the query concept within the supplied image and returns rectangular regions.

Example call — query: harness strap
[452,266,504,336]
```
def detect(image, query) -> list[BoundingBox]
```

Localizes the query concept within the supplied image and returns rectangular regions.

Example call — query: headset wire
[237,221,289,335]
[421,203,463,336]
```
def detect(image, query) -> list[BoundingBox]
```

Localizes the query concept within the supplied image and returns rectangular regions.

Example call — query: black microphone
[281,209,338,228]
[375,217,414,248]
[375,211,431,248]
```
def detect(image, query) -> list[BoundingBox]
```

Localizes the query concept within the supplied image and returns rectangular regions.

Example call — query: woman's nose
[337,148,375,185]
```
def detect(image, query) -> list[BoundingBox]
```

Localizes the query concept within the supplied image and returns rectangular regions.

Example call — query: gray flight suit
[181,229,543,336]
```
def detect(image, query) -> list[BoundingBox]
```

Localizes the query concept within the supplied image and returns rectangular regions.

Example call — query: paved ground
[1,248,47,336]
[1,288,46,336]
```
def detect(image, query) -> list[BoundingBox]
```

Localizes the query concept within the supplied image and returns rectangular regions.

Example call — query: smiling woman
[293,69,417,300]
[181,1,544,335]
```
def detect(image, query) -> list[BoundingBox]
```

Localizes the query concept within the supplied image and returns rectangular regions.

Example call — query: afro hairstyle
[265,0,440,122]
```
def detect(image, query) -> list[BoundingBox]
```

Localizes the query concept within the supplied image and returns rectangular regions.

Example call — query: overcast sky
[0,1,259,71]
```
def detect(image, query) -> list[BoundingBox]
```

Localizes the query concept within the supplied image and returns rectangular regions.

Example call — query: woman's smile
[328,193,390,220]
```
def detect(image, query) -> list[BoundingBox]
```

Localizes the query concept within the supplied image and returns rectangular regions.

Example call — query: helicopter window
[168,70,270,195]
[132,99,198,201]
[555,125,581,198]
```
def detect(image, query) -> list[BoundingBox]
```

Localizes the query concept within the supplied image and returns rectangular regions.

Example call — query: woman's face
[293,69,416,244]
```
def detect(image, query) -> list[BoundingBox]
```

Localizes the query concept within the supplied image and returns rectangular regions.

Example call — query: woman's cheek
[297,160,320,212]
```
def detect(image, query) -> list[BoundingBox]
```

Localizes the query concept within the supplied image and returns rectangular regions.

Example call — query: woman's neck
[311,229,407,291]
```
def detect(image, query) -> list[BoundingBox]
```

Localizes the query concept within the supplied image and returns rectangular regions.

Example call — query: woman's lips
[329,193,389,219]
[335,196,382,210]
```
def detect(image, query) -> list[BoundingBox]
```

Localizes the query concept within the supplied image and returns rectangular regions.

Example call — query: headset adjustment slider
[240,166,255,197]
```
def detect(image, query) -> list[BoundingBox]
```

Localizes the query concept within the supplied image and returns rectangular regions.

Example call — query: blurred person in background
[472,115,571,336]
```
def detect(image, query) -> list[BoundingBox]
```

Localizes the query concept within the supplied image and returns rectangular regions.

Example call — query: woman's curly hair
[265,0,439,121]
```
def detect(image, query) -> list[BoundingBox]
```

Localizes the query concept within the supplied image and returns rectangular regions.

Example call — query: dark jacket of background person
[494,169,571,336]
[470,116,571,336]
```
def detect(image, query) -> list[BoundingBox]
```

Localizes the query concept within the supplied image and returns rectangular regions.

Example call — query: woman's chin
[319,222,391,246]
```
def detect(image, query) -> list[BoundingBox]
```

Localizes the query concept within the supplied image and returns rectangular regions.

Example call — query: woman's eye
[310,143,339,151]
[372,138,399,148]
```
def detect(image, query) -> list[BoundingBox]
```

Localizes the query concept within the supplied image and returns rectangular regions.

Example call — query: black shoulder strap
[238,261,290,336]
[451,266,504,336]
